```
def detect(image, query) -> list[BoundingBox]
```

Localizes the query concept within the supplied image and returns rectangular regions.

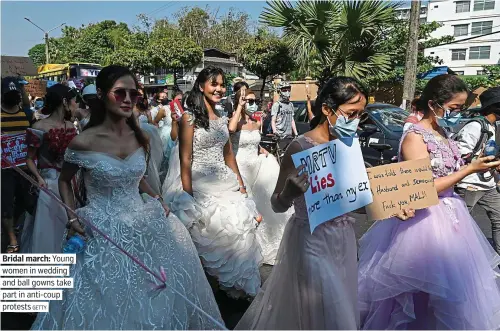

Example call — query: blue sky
[1,1,267,56]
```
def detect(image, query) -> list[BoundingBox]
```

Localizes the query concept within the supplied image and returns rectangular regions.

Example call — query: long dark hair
[186,66,225,130]
[85,65,150,161]
[310,77,368,129]
[41,84,77,118]
[413,74,468,115]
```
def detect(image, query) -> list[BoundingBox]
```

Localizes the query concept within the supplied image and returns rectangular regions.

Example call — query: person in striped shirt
[1,76,32,253]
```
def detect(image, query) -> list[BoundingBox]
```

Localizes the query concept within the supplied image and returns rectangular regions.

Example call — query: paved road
[1,207,494,330]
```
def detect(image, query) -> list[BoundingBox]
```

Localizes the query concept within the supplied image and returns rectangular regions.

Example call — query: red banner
[1,133,28,168]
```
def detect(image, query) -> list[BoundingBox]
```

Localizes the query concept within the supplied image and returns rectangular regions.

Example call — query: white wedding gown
[162,113,263,298]
[31,147,224,330]
[231,130,293,265]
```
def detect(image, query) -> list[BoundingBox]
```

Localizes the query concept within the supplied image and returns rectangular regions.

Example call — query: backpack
[453,116,493,163]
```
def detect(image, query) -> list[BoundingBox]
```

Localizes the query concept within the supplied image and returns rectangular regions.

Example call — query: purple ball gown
[358,124,500,330]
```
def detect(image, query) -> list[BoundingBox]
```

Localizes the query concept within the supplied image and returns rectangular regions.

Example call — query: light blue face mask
[434,105,462,127]
[328,110,360,138]
[245,103,258,115]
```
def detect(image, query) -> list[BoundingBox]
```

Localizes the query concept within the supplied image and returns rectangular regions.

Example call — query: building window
[454,24,469,37]
[451,49,467,60]
[420,7,427,15]
[455,71,465,75]
[469,46,491,59]
[473,0,495,11]
[471,21,493,35]
[477,70,486,75]
[420,18,427,25]
[456,1,471,12]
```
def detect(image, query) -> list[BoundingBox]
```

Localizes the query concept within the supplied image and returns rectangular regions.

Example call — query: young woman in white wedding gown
[31,65,223,330]
[228,88,293,265]
[162,66,263,299]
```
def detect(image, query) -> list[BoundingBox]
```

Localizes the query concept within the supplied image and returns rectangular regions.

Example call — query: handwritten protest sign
[366,158,439,221]
[291,138,373,233]
[24,80,47,98]
[1,133,28,168]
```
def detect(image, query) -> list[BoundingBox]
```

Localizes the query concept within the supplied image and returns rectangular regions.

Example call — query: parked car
[292,101,409,166]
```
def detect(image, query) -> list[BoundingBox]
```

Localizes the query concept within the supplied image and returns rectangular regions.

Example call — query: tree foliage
[261,0,398,84]
[28,43,46,67]
[239,29,296,99]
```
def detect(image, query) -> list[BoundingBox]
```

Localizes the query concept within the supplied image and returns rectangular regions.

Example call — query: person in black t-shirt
[1,77,33,253]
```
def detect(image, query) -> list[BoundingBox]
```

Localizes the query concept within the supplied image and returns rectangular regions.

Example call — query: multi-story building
[424,0,500,75]
[395,3,429,24]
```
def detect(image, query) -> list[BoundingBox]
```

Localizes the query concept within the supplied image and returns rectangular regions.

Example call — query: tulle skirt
[239,153,293,265]
[236,214,359,330]
[163,145,264,298]
[31,194,224,330]
[358,189,500,330]
[21,169,66,254]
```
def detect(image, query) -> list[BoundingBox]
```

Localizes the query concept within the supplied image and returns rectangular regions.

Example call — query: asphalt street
[0,206,494,330]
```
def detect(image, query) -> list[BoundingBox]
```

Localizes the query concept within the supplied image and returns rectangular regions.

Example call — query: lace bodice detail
[399,124,463,178]
[64,148,146,209]
[231,130,260,162]
[188,112,233,179]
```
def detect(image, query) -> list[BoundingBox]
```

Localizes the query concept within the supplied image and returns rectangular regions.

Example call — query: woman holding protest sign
[23,84,78,254]
[236,77,370,330]
[358,74,500,330]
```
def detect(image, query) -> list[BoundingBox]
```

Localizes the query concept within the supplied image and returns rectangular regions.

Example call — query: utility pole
[401,0,421,111]
[24,18,66,64]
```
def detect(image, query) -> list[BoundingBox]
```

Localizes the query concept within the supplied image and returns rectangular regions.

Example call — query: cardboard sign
[24,80,47,98]
[1,133,28,168]
[366,158,439,221]
[1,56,37,77]
[291,138,373,233]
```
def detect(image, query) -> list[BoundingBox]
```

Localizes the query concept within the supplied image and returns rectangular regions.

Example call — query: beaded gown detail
[231,130,293,265]
[31,148,224,330]
[358,124,500,330]
[162,113,263,298]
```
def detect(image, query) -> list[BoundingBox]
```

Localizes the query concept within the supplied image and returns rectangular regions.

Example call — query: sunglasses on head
[111,89,140,103]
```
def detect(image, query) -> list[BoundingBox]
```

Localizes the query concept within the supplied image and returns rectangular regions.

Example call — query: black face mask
[160,99,169,106]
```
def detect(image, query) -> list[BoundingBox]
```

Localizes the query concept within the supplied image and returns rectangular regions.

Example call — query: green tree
[239,29,296,99]
[28,43,46,67]
[175,6,251,55]
[148,36,203,84]
[261,0,397,84]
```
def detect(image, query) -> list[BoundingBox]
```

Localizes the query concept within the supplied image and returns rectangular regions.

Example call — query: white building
[395,3,429,24]
[424,0,500,75]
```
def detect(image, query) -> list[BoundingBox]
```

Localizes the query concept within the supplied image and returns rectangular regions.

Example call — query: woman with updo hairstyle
[23,84,78,254]
[237,76,372,330]
[31,65,223,330]
[359,74,500,329]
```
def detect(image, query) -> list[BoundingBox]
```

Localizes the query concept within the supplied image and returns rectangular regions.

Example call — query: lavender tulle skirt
[236,214,359,330]
[359,189,500,330]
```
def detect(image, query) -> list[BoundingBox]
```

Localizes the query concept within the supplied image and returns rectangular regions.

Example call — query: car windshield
[368,106,408,132]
